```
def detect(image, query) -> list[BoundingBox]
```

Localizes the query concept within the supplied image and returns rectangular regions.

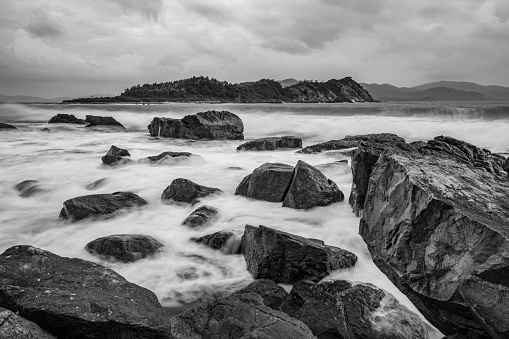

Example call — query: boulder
[139,151,203,165]
[299,133,406,154]
[357,139,509,337]
[48,113,86,124]
[85,115,124,127]
[280,280,430,339]
[191,230,242,254]
[147,110,244,140]
[233,279,288,310]
[85,234,164,262]
[161,179,222,204]
[0,245,169,339]
[282,160,344,209]
[235,163,294,202]
[241,225,357,283]
[237,136,302,151]
[0,307,56,339]
[14,180,45,198]
[101,145,132,166]
[182,205,219,228]
[59,191,147,221]
[168,292,314,339]
[0,122,17,130]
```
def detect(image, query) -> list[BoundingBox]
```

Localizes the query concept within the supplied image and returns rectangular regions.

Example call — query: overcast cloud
[0,0,508,97]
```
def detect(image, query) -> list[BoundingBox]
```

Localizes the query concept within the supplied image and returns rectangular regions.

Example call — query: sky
[1,0,509,98]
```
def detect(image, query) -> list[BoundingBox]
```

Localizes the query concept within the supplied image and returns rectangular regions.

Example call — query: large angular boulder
[85,115,124,127]
[101,145,132,166]
[48,113,86,124]
[14,180,46,198]
[0,122,17,130]
[0,307,56,339]
[241,225,357,283]
[0,245,169,339]
[161,179,222,204]
[235,163,294,202]
[282,160,344,209]
[299,133,406,154]
[357,139,509,337]
[138,151,204,165]
[59,191,147,220]
[237,136,302,151]
[280,280,430,339]
[85,234,164,262]
[147,110,244,140]
[182,205,219,228]
[191,230,242,254]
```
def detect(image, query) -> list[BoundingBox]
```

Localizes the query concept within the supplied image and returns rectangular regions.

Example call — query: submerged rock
[241,225,357,283]
[85,115,125,128]
[85,178,108,190]
[299,133,406,154]
[14,180,46,198]
[101,145,132,166]
[48,113,86,124]
[147,110,244,140]
[236,136,302,151]
[182,205,219,228]
[139,151,204,165]
[59,191,147,220]
[0,245,169,339]
[280,280,430,339]
[191,230,241,254]
[0,307,56,339]
[85,234,164,262]
[161,179,222,204]
[0,122,17,130]
[235,163,294,202]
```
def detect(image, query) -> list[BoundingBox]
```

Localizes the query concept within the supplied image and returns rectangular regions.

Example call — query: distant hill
[0,94,70,103]
[278,78,300,88]
[65,76,376,103]
[414,87,485,101]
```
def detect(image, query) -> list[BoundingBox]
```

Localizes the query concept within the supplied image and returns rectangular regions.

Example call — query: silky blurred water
[1,102,509,338]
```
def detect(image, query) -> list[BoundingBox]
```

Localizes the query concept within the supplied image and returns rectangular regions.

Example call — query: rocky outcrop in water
[101,145,132,166]
[148,111,244,140]
[0,245,169,338]
[191,230,242,254]
[14,180,46,198]
[138,151,204,165]
[0,307,56,339]
[299,133,406,154]
[85,178,108,190]
[48,113,86,124]
[236,136,302,151]
[353,135,509,337]
[59,191,147,220]
[241,225,357,283]
[182,205,219,228]
[235,163,294,202]
[85,234,164,262]
[161,179,222,204]
[0,122,17,130]
[85,115,125,128]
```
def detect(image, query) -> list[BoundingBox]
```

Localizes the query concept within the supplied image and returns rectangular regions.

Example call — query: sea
[1,101,509,337]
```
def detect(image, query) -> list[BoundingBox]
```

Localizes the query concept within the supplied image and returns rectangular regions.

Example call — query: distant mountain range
[360,81,509,101]
[0,94,71,103]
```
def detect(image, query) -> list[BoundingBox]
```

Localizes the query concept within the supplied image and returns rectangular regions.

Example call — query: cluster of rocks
[47,113,125,128]
[101,145,205,167]
[237,136,302,151]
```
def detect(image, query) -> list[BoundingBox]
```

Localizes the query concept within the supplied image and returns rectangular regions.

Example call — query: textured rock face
[504,157,509,176]
[48,113,86,124]
[283,160,344,209]
[85,234,164,262]
[101,145,132,166]
[280,280,430,339]
[14,180,46,198]
[235,163,294,202]
[0,122,17,130]
[358,146,509,337]
[59,191,148,220]
[85,115,124,127]
[168,292,314,339]
[191,230,242,254]
[182,205,219,228]
[161,179,222,204]
[241,225,357,283]
[299,133,405,154]
[0,307,56,339]
[236,136,302,151]
[233,279,288,311]
[0,245,169,339]
[148,110,244,140]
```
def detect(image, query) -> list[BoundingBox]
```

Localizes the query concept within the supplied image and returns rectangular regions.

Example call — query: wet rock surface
[48,113,86,124]
[85,115,125,127]
[85,234,164,262]
[182,205,219,228]
[299,133,406,154]
[139,151,203,165]
[235,163,294,202]
[233,279,288,311]
[241,225,357,283]
[161,179,222,204]
[101,145,132,166]
[0,307,56,339]
[191,230,241,254]
[14,180,46,198]
[237,136,302,151]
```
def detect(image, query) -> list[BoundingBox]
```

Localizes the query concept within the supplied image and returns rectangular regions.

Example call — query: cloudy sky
[1,0,508,97]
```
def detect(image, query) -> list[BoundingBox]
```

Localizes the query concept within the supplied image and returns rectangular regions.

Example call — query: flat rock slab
[59,191,148,221]
[85,234,164,262]
[235,163,294,202]
[48,113,86,124]
[0,245,169,339]
[0,307,56,339]
[237,136,302,151]
[161,179,222,204]
[182,205,219,228]
[191,230,241,254]
[241,225,357,283]
[299,133,406,154]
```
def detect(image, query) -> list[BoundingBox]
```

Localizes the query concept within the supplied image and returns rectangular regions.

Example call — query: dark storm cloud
[106,0,163,21]
[25,9,65,38]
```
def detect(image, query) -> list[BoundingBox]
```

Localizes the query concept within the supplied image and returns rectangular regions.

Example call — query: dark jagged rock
[241,225,357,283]
[59,191,147,221]
[0,122,17,130]
[0,245,169,338]
[280,280,429,339]
[283,160,344,209]
[14,180,46,198]
[357,138,509,337]
[147,111,244,140]
[299,133,406,154]
[85,115,125,127]
[182,205,219,228]
[101,145,132,166]
[168,292,314,339]
[48,113,86,124]
[85,178,108,190]
[139,151,204,165]
[0,307,56,339]
[236,136,302,151]
[85,234,164,263]
[41,127,51,132]
[504,157,509,176]
[235,163,294,202]
[191,230,242,254]
[233,279,288,311]
[161,179,222,204]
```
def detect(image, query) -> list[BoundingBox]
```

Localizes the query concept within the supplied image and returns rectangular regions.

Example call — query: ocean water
[1,101,509,337]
